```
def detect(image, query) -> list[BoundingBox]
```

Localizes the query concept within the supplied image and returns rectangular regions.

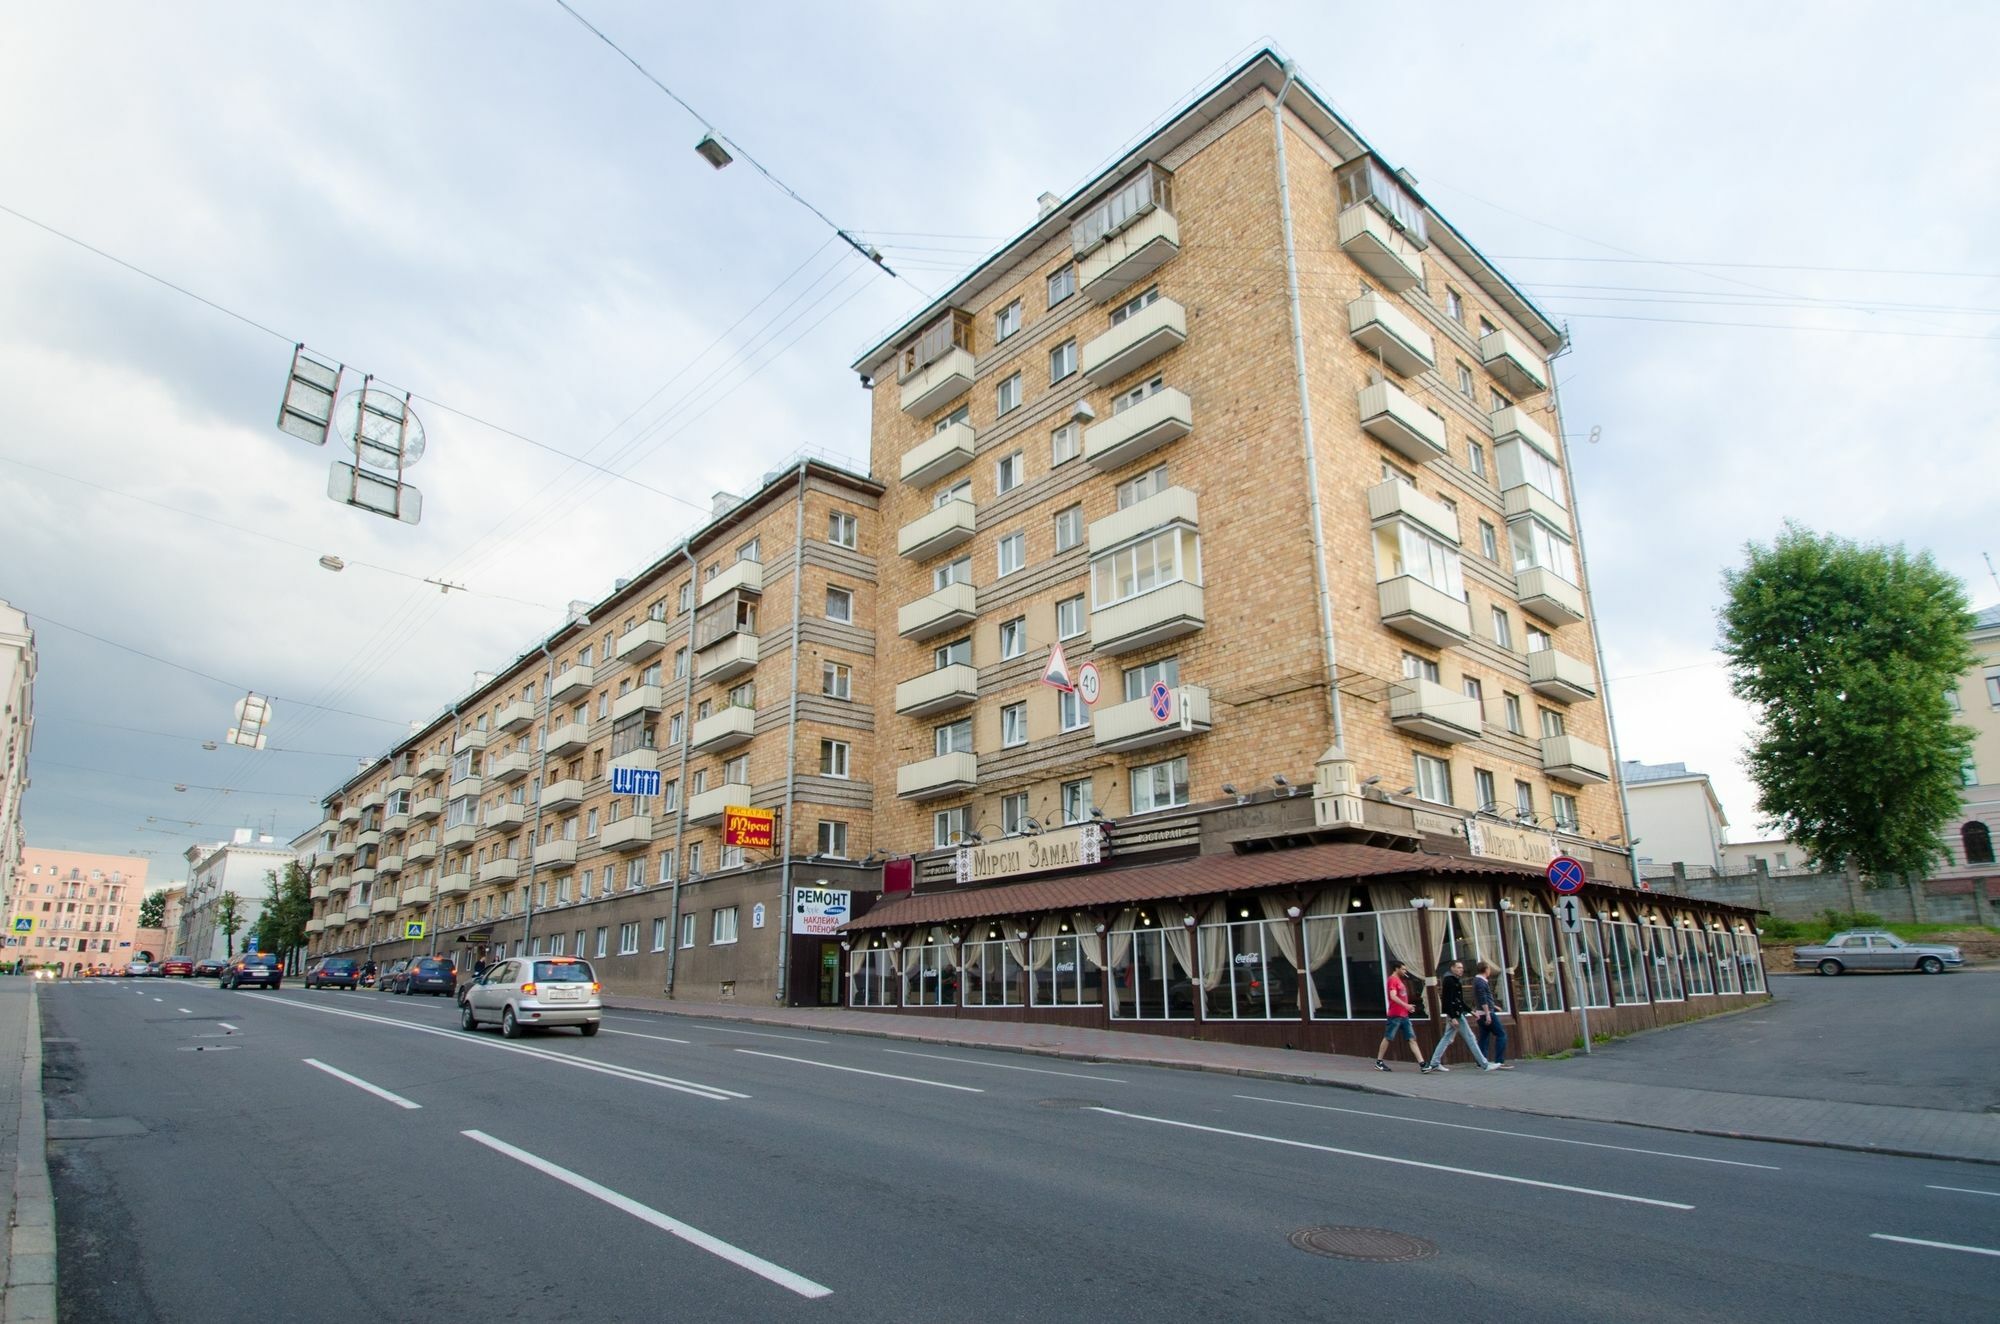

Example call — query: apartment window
[711,907,739,946]
[1510,518,1578,583]
[1413,752,1453,806]
[1092,526,1200,608]
[662,777,680,811]
[726,680,756,712]
[737,537,761,565]
[698,699,713,721]
[1116,464,1170,509]
[687,842,702,876]
[995,299,1022,341]
[934,806,972,848]
[994,616,1026,660]
[691,769,708,795]
[1124,656,1180,701]
[1492,608,1514,649]
[1111,285,1160,324]
[1113,375,1165,414]
[1503,693,1524,734]
[721,843,744,870]
[1446,287,1464,322]
[1490,388,1511,412]
[1526,625,1553,653]
[594,927,609,958]
[1051,423,1080,466]
[666,712,684,745]
[1061,778,1094,823]
[1479,520,1499,561]
[723,753,749,784]
[817,820,848,858]
[617,922,640,956]
[820,739,851,778]
[1944,686,1961,713]
[1514,780,1534,817]
[641,661,663,688]
[1473,768,1497,812]
[677,582,693,613]
[1987,668,2000,707]
[821,661,851,699]
[933,555,973,591]
[1059,687,1089,732]
[578,644,593,667]
[997,531,1025,577]
[674,913,693,948]
[1479,317,1497,338]
[1001,792,1030,836]
[1552,793,1579,831]
[826,586,854,622]
[657,851,675,885]
[828,511,858,549]
[1131,756,1190,813]
[1540,709,1566,738]
[1468,439,1487,480]
[1462,676,1485,722]
[1456,362,1475,397]
[1053,504,1083,552]
[1047,263,1076,307]
[988,700,1024,749]
[651,918,668,952]
[996,372,1022,416]
[935,637,972,670]
[936,718,974,756]
[1057,594,1086,639]
[1400,652,1440,684]
[1372,520,1464,600]
[1049,338,1077,383]
[934,403,969,433]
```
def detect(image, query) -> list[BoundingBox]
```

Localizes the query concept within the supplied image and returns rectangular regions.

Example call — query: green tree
[1719,524,1975,878]
[259,864,312,970]
[137,890,167,929]
[217,891,243,959]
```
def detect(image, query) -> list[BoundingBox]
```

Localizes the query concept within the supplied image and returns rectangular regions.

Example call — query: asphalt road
[1549,969,2000,1112]
[40,978,2000,1323]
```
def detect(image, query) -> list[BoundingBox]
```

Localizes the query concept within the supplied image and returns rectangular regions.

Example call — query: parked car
[194,958,226,979]
[31,965,58,982]
[305,956,360,990]
[391,956,456,996]
[125,959,154,977]
[376,958,410,992]
[460,956,601,1038]
[1794,929,1964,976]
[220,953,284,989]
[159,956,195,978]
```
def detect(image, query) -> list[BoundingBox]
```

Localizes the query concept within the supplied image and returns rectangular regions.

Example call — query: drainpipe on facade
[774,460,809,1005]
[520,642,558,957]
[431,700,458,959]
[1272,60,1349,754]
[664,542,700,996]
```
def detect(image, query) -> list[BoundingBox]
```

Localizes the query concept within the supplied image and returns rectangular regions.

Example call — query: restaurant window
[1108,911,1192,1021]
[902,934,955,1006]
[1505,903,1565,1012]
[1681,925,1716,997]
[1644,920,1684,1002]
[1030,917,1102,1007]
[962,926,1025,1007]
[1198,901,1300,1020]
[849,945,896,1006]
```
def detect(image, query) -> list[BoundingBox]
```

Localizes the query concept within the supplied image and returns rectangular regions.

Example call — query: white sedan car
[459,955,602,1038]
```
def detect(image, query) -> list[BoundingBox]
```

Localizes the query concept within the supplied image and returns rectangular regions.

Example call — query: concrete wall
[1650,864,2000,926]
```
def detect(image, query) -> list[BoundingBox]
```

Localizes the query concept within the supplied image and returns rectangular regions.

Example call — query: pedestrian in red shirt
[1375,959,1426,1071]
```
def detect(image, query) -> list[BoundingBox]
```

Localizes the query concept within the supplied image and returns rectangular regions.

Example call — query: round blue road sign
[1546,855,1586,894]
[1149,681,1173,722]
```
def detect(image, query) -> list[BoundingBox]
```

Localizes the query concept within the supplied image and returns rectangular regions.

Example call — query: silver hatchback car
[459,955,602,1038]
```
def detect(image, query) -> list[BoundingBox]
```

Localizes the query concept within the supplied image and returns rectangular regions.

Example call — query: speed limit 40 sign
[1075,661,1101,706]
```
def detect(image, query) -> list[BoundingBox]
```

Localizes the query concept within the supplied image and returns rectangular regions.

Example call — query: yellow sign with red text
[723,805,775,849]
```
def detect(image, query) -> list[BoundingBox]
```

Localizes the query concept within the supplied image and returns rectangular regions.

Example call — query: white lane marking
[218,1023,238,1032]
[1927,1184,2000,1198]
[1871,1233,2000,1259]
[177,1008,193,1014]
[734,1049,983,1093]
[1092,1107,1694,1210]
[241,994,746,1101]
[602,1028,693,1046]
[883,1048,1125,1084]
[302,1058,422,1110]
[1234,1094,1781,1170]
[152,997,163,1002]
[462,1130,831,1299]
[695,1025,826,1044]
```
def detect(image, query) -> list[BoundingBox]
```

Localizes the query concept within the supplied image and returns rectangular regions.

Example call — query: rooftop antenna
[1984,551,1999,598]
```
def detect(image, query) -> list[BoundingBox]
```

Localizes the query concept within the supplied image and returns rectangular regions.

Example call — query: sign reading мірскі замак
[955,822,1107,885]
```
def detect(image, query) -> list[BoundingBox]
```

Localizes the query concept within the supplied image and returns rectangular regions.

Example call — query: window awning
[842,841,1540,933]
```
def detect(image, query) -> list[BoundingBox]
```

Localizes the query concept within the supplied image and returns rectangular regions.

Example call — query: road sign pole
[1567,926,1591,1056]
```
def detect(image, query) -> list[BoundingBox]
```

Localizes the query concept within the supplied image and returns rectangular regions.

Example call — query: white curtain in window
[1004,927,1029,974]
[1030,914,1066,969]
[1161,917,1194,984]
[1257,893,1302,969]
[1197,900,1229,992]
[1368,884,1424,973]
[1105,910,1137,1016]
[1073,913,1104,970]
[1299,888,1348,1014]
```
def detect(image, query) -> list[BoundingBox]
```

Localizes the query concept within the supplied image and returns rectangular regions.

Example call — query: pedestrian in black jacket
[1423,958,1496,1073]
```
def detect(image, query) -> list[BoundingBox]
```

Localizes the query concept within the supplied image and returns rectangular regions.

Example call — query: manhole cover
[1034,1098,1102,1110]
[1289,1226,1438,1263]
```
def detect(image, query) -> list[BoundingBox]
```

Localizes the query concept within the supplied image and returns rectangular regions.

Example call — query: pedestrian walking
[1472,959,1513,1069]
[1424,958,1496,1073]
[1374,959,1426,1071]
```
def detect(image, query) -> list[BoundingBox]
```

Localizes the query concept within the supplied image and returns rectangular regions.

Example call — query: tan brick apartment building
[10,847,150,972]
[305,461,884,1004]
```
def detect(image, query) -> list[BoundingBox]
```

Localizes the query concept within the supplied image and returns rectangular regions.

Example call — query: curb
[605,996,1999,1168]
[5,983,56,1323]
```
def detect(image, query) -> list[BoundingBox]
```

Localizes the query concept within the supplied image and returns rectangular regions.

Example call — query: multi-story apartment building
[1622,760,1730,879]
[840,50,1767,1058]
[1938,604,2000,907]
[306,461,884,1004]
[11,847,147,972]
[180,829,294,961]
[0,601,34,901]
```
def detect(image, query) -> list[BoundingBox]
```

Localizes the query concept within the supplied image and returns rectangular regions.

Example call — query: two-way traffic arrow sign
[1555,895,1584,934]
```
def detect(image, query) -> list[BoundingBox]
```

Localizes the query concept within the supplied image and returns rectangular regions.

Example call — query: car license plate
[547,987,579,1002]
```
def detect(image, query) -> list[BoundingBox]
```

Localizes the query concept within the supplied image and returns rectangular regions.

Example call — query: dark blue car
[393,956,457,996]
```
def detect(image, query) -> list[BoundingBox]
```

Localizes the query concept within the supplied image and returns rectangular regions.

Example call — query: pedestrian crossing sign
[10,917,31,933]
[404,921,425,940]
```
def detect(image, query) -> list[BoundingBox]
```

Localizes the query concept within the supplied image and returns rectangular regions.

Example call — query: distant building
[1718,838,1812,876]
[0,601,34,901]
[180,829,293,961]
[1622,761,1728,877]
[1937,604,2000,894]
[156,886,187,949]
[11,847,149,971]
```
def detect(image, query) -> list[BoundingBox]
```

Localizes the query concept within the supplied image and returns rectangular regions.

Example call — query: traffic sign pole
[1567,926,1591,1055]
[1546,858,1590,1053]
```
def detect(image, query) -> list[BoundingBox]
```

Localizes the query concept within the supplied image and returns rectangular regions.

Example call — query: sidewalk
[0,978,54,1322]
[604,993,2000,1166]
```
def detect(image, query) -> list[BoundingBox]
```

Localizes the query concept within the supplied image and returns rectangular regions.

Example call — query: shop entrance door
[816,942,840,1005]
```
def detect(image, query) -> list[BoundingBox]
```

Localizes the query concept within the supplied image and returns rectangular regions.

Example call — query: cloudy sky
[4,1,1996,882]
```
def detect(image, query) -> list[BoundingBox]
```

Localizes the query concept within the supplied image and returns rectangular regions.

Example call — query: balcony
[1337,205,1426,291]
[1515,566,1586,626]
[358,789,385,812]
[692,706,756,752]
[1542,734,1612,786]
[1527,648,1598,704]
[400,883,432,908]
[313,817,338,838]
[608,749,658,775]
[369,893,398,917]
[496,700,534,733]
[688,782,754,824]
[542,664,593,707]
[456,729,489,753]
[447,775,483,801]
[1491,405,1559,460]
[697,632,759,683]
[1503,482,1571,538]
[1082,297,1187,386]
[895,664,979,717]
[382,812,409,836]
[1357,380,1448,465]
[1378,575,1471,647]
[405,839,438,863]
[305,916,324,935]
[1347,292,1436,377]
[900,421,976,487]
[342,905,370,926]
[351,866,377,887]
[478,857,522,884]
[338,802,360,824]
[355,828,382,850]
[310,883,329,901]
[489,751,531,783]
[384,774,414,796]
[898,582,979,640]
[442,823,477,850]
[330,873,353,893]
[898,498,977,561]
[377,853,405,876]
[898,345,976,418]
[416,752,449,779]
[1093,582,1204,656]
[410,796,442,822]
[546,720,589,757]
[485,802,527,832]
[1367,479,1460,545]
[1389,678,1484,744]
[331,838,357,860]
[601,816,654,852]
[1083,387,1192,472]
[615,619,669,663]
[1481,327,1549,396]
[1094,685,1213,753]
[897,752,979,801]
[541,778,585,810]
[534,839,579,868]
[1079,208,1180,304]
[699,558,764,608]
[612,685,664,722]
[437,872,472,898]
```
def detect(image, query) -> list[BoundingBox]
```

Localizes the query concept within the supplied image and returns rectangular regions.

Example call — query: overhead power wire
[35,713,365,759]
[30,758,321,801]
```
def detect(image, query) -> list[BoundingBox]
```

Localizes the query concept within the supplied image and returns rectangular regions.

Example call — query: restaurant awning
[842,841,1539,932]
